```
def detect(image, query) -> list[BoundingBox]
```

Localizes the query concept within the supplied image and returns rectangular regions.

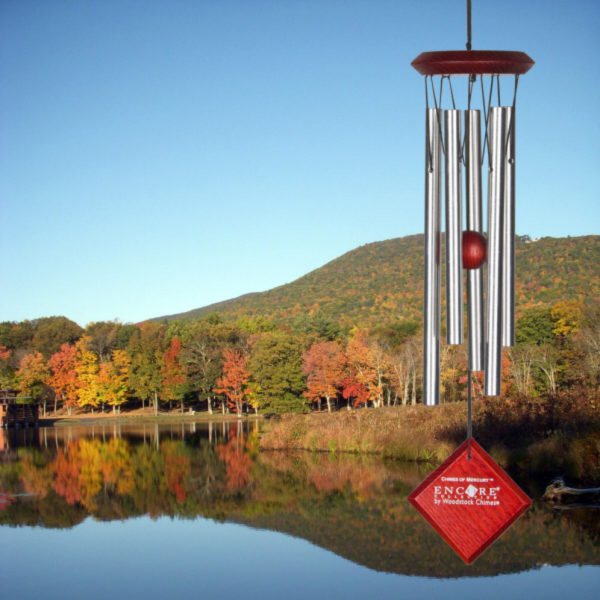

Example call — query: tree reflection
[0,426,598,578]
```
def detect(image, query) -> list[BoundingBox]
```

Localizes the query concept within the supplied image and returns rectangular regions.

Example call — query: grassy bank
[259,394,600,484]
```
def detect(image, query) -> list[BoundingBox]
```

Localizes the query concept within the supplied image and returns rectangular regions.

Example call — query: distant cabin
[0,390,39,428]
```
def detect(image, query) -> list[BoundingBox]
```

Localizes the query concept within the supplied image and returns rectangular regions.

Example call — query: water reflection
[0,422,598,579]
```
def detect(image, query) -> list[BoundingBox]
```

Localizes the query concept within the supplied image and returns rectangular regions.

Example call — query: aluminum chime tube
[444,110,464,346]
[502,106,516,348]
[484,107,507,397]
[464,109,485,371]
[423,108,442,406]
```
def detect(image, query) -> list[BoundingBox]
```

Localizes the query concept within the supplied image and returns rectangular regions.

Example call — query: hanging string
[467,364,473,459]
[480,75,492,167]
[429,75,446,157]
[447,75,457,110]
[504,74,519,157]
[467,74,475,110]
[496,74,501,106]
[460,74,476,161]
[425,77,433,172]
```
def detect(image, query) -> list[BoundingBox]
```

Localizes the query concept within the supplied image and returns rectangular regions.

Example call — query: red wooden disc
[411,50,534,76]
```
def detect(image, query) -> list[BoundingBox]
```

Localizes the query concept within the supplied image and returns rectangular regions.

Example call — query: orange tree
[214,348,249,416]
[302,341,346,412]
[48,343,79,414]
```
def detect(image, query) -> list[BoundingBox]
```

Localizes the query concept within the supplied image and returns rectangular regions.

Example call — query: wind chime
[408,1,534,564]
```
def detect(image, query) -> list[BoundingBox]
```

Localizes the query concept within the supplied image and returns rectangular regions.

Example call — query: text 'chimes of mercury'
[465,109,484,371]
[423,108,442,406]
[444,110,464,346]
[484,107,506,397]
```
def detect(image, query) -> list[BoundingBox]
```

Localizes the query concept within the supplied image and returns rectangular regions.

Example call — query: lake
[0,421,598,599]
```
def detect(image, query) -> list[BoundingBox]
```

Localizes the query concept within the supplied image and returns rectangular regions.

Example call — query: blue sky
[1,1,598,327]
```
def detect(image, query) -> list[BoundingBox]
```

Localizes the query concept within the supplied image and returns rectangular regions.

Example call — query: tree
[506,344,536,397]
[440,343,465,403]
[344,331,381,408]
[0,344,14,391]
[388,338,420,406]
[48,343,79,414]
[551,300,582,338]
[75,336,100,410]
[303,341,346,412]
[32,316,83,358]
[161,337,187,413]
[97,349,131,413]
[85,321,121,362]
[578,302,600,390]
[247,332,307,414]
[16,352,50,410]
[515,307,555,345]
[341,377,369,409]
[128,322,166,416]
[214,348,249,416]
[184,329,221,414]
[533,344,560,395]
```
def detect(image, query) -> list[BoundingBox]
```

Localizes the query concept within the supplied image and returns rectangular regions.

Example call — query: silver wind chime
[411,8,534,406]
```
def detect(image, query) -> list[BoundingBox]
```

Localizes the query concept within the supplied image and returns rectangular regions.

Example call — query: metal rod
[423,108,442,406]
[466,0,472,51]
[484,107,506,396]
[465,109,485,371]
[502,106,516,347]
[445,109,464,345]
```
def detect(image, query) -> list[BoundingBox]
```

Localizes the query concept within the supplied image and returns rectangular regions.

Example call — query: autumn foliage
[214,348,249,415]
[303,341,346,412]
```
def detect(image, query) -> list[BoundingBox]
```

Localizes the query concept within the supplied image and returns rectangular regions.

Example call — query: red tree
[341,377,370,408]
[302,341,346,412]
[214,348,249,415]
[48,343,79,414]
[161,337,187,412]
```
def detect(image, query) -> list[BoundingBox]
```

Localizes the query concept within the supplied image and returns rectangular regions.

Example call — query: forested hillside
[161,235,600,327]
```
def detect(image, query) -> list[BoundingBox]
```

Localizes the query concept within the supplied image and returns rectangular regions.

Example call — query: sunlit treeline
[1,298,599,415]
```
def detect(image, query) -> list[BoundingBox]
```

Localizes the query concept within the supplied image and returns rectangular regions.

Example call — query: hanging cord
[467,73,475,110]
[496,74,501,106]
[460,75,476,161]
[504,74,519,157]
[425,77,433,171]
[466,0,472,50]
[467,363,473,459]
[429,76,446,157]
[481,75,495,168]
[447,75,457,110]
[479,75,488,165]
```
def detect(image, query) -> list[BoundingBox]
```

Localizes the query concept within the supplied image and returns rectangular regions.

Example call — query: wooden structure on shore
[0,390,39,428]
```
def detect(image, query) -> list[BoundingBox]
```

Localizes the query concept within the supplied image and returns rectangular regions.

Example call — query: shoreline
[38,409,262,427]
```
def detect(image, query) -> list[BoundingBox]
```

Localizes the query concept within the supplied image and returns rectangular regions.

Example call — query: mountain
[157,234,600,327]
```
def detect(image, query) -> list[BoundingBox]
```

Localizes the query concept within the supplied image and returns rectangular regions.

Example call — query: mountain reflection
[0,423,598,578]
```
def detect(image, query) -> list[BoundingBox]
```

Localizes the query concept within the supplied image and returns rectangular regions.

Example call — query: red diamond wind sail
[408,439,531,564]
